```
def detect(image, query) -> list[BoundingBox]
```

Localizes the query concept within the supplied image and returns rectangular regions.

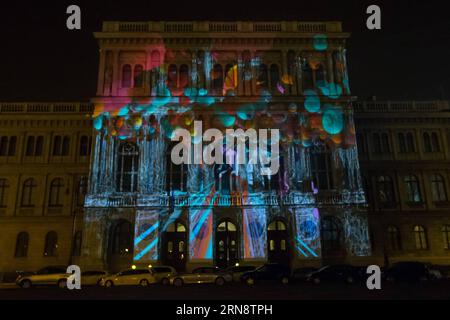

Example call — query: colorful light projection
[134,210,160,261]
[293,207,321,259]
[188,192,218,260]
[242,208,267,259]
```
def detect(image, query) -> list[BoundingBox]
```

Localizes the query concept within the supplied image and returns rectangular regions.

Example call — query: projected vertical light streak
[242,208,267,259]
[293,207,321,259]
[134,210,160,261]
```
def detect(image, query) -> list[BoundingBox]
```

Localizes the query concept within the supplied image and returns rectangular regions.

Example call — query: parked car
[220,265,257,282]
[16,266,69,289]
[99,269,157,287]
[384,262,436,282]
[81,271,108,286]
[241,263,291,285]
[306,265,359,284]
[150,266,177,285]
[170,266,227,287]
[292,267,317,283]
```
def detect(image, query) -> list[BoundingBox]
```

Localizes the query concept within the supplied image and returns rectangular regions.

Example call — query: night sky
[0,0,449,101]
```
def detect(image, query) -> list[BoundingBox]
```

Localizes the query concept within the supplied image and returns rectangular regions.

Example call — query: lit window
[413,225,428,250]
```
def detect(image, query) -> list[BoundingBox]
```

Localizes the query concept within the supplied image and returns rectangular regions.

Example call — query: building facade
[0,21,447,277]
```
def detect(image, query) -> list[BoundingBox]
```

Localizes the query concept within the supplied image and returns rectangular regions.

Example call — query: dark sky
[0,0,449,101]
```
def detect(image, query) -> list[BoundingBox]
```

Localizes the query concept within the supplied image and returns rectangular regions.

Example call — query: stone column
[111,50,120,96]
[96,49,107,96]
[326,51,335,84]
[237,51,244,96]
[251,50,258,96]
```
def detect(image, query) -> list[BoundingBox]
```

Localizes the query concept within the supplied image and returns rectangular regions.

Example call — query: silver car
[99,268,157,287]
[150,266,177,285]
[170,266,227,287]
[16,266,69,289]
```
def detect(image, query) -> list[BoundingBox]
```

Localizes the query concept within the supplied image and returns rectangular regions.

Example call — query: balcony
[85,190,366,208]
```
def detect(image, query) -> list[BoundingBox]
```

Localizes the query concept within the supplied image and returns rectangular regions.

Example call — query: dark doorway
[267,219,289,265]
[108,219,134,273]
[161,220,187,271]
[215,220,238,268]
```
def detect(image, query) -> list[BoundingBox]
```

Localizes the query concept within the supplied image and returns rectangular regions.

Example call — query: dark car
[241,263,290,285]
[307,265,359,284]
[220,265,257,282]
[292,267,317,283]
[384,262,434,282]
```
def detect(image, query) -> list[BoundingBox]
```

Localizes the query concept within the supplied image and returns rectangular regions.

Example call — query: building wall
[0,103,92,274]
[354,100,450,265]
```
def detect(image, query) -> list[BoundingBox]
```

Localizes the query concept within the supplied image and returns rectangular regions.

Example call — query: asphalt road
[0,281,449,300]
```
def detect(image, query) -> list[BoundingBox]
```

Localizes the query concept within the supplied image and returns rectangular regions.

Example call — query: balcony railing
[0,102,93,114]
[353,101,450,113]
[101,21,342,34]
[85,190,366,208]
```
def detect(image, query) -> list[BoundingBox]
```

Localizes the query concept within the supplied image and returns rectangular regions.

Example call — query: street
[0,281,449,300]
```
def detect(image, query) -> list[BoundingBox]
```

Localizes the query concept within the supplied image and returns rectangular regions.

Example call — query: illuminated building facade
[81,21,370,272]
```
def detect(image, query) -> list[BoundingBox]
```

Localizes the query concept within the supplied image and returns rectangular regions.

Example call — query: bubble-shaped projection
[217,114,236,127]
[237,104,256,120]
[303,89,321,113]
[313,34,328,51]
[322,105,344,135]
[316,81,343,99]
[93,115,103,130]
[299,220,318,241]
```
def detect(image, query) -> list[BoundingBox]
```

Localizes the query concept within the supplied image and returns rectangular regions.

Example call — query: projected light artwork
[134,210,160,261]
[242,208,267,259]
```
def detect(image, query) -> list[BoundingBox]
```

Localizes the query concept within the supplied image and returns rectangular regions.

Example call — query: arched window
[413,225,428,250]
[112,220,133,255]
[217,220,237,232]
[398,133,406,153]
[167,64,177,89]
[21,178,37,207]
[0,178,9,207]
[8,136,16,156]
[25,136,35,156]
[165,142,187,193]
[15,232,29,258]
[166,221,187,233]
[61,136,70,156]
[387,226,401,251]
[121,64,132,88]
[404,175,422,203]
[72,231,82,257]
[179,64,189,89]
[224,64,236,91]
[406,133,415,152]
[212,64,224,92]
[431,132,440,152]
[269,64,280,93]
[268,220,287,231]
[316,64,326,83]
[0,137,8,156]
[431,174,447,202]
[52,135,62,156]
[302,60,314,90]
[133,64,144,88]
[381,133,390,153]
[44,231,58,257]
[79,135,89,156]
[377,175,395,204]
[442,225,450,250]
[310,145,333,190]
[116,142,139,192]
[35,136,44,156]
[321,216,341,251]
[257,64,269,90]
[423,132,431,152]
[48,178,64,207]
[76,176,88,207]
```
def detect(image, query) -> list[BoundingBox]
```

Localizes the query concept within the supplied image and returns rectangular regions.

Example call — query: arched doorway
[108,219,134,272]
[267,219,289,265]
[215,220,238,268]
[161,220,187,271]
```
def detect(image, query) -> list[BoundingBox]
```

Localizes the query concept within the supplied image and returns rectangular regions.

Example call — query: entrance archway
[215,220,238,268]
[107,219,134,272]
[161,220,187,271]
[267,219,289,265]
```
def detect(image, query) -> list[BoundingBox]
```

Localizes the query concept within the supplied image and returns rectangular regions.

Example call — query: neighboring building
[354,100,450,265]
[0,103,92,275]
[0,21,447,276]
